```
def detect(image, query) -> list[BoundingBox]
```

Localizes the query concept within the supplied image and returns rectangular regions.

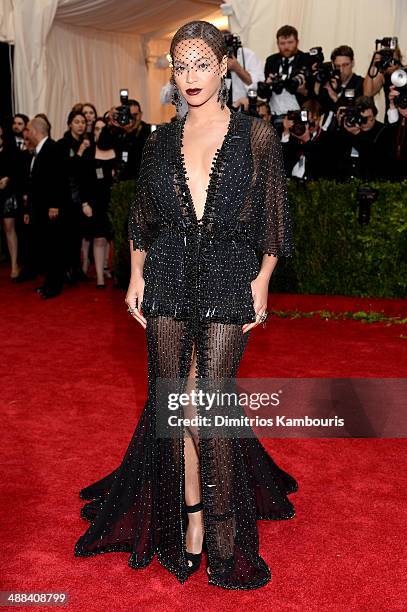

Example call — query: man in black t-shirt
[386,85,407,180]
[105,99,152,182]
[280,100,332,180]
[329,96,393,180]
[315,45,364,114]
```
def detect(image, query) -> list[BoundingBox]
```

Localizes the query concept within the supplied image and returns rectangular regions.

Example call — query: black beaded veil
[169,21,228,96]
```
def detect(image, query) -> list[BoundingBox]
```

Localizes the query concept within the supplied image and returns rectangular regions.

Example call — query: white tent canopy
[1,0,221,136]
[55,0,221,35]
[1,0,407,136]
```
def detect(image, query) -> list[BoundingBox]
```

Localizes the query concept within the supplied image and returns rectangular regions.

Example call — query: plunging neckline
[179,110,234,225]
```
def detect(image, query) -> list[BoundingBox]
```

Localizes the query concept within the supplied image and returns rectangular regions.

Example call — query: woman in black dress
[81,118,116,287]
[57,111,92,283]
[75,21,297,590]
[82,103,97,138]
[0,124,20,279]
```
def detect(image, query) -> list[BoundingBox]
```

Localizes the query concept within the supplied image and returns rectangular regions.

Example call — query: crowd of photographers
[0,25,406,297]
[230,25,407,183]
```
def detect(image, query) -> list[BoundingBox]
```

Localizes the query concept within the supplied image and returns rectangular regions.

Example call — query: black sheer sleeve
[128,130,160,252]
[253,121,294,258]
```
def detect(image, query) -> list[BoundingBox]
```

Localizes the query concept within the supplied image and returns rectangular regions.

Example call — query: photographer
[363,38,403,119]
[264,25,310,131]
[105,97,152,182]
[385,84,407,179]
[231,94,271,120]
[315,46,363,114]
[280,100,331,180]
[256,101,272,123]
[331,96,393,180]
[221,29,264,106]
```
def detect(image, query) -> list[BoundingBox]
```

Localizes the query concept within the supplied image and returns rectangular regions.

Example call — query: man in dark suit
[25,116,68,299]
[328,96,393,181]
[280,100,333,180]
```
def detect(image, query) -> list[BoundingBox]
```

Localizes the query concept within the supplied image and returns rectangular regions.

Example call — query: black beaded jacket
[128,110,294,325]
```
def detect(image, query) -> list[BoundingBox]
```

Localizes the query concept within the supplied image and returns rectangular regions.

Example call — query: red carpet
[1,266,406,611]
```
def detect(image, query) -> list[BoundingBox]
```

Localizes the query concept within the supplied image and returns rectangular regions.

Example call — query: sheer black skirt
[74,315,298,590]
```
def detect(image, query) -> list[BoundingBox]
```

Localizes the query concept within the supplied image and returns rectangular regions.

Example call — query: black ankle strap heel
[185,550,202,576]
[185,501,205,576]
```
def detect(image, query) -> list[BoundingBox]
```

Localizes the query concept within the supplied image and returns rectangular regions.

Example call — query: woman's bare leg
[3,218,19,277]
[81,238,90,274]
[93,237,106,285]
[184,342,204,561]
[104,241,112,277]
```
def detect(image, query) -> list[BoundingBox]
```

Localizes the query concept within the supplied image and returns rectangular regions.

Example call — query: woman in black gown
[81,118,116,287]
[74,21,298,590]
[57,111,91,284]
[0,124,20,279]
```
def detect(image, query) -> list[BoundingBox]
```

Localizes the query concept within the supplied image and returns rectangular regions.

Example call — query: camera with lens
[285,69,308,94]
[307,46,324,67]
[342,88,356,106]
[112,89,133,127]
[257,80,272,100]
[341,105,368,129]
[314,61,341,87]
[257,56,309,101]
[287,109,309,136]
[246,88,260,117]
[373,37,400,71]
[306,46,325,79]
[335,89,358,129]
[272,68,307,96]
[390,67,407,109]
[223,33,242,58]
[356,186,377,225]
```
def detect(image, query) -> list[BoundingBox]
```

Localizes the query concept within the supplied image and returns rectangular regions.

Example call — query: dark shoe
[96,283,106,289]
[78,269,90,282]
[64,270,78,286]
[10,265,22,280]
[206,553,234,581]
[40,288,61,300]
[15,271,37,283]
[35,285,45,294]
[185,501,204,577]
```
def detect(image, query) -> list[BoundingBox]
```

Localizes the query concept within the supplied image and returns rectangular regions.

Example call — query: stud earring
[217,75,229,110]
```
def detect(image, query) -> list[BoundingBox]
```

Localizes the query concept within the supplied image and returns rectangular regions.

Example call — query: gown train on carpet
[74,315,298,590]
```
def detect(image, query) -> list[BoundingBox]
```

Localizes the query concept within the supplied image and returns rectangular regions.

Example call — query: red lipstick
[186,88,202,96]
